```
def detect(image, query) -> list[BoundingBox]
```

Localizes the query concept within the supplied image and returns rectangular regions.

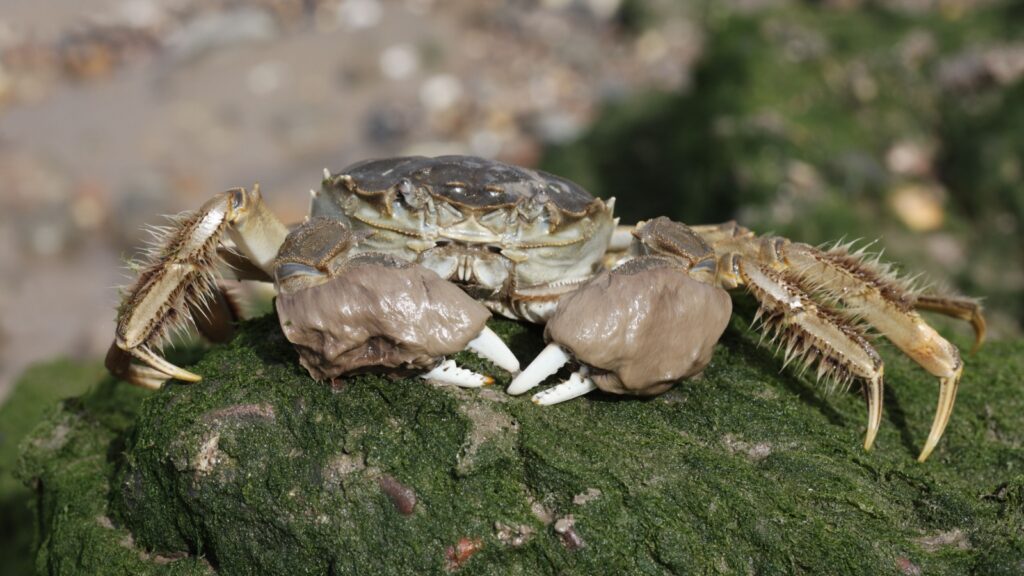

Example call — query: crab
[106,155,985,462]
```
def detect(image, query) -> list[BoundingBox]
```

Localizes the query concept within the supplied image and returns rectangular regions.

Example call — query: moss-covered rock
[18,314,1024,575]
[0,360,114,576]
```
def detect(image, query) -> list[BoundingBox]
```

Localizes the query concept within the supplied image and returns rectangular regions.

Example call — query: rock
[0,360,115,576]
[16,314,1024,574]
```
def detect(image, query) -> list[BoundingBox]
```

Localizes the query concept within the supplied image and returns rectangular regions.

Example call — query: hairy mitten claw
[274,218,518,385]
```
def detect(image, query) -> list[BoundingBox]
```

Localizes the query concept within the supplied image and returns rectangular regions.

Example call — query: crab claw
[514,250,733,405]
[105,343,200,390]
[275,218,512,384]
[531,369,598,405]
[466,326,520,374]
[508,343,571,395]
[421,359,494,388]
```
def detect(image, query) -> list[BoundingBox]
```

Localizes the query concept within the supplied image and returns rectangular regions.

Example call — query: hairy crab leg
[531,370,597,405]
[778,242,966,462]
[466,327,520,373]
[109,186,288,389]
[914,294,987,354]
[508,343,571,395]
[738,259,886,452]
[421,359,493,388]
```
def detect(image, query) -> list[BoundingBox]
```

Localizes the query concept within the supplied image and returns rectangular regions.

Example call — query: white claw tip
[421,359,492,388]
[508,343,570,395]
[466,326,520,373]
[531,372,597,405]
[323,168,331,180]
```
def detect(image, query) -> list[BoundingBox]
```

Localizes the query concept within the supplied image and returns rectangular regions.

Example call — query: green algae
[0,360,112,576]
[541,3,1024,334]
[16,313,1024,575]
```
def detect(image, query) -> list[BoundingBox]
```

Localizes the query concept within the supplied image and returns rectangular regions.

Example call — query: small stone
[247,61,283,96]
[336,0,383,30]
[164,8,278,61]
[572,488,602,505]
[377,475,417,515]
[889,183,945,232]
[379,44,419,80]
[886,140,934,178]
[444,537,482,571]
[554,515,585,550]
[914,528,971,552]
[420,74,462,110]
[530,500,553,524]
[494,522,534,547]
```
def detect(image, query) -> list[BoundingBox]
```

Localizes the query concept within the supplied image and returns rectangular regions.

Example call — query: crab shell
[309,156,616,319]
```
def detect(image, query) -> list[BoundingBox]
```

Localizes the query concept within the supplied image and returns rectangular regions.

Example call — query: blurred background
[0,0,1022,404]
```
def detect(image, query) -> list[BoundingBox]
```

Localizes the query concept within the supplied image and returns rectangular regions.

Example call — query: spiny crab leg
[466,326,520,373]
[421,359,494,388]
[508,343,571,395]
[738,259,886,452]
[532,369,597,405]
[780,243,966,462]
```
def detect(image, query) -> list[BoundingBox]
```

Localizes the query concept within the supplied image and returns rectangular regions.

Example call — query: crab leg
[738,259,886,452]
[508,343,572,395]
[778,242,964,462]
[914,294,986,353]
[466,326,520,373]
[422,359,493,388]
[109,186,288,389]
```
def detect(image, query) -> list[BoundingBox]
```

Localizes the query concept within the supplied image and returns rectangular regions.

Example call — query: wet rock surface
[14,314,1024,575]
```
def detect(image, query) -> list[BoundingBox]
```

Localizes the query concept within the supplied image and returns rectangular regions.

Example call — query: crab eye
[275,262,328,294]
[397,178,426,209]
[275,263,324,282]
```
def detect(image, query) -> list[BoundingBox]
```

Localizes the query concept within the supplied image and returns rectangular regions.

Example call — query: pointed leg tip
[176,371,203,383]
[863,435,877,452]
[862,374,883,453]
[917,370,960,464]
[969,338,984,356]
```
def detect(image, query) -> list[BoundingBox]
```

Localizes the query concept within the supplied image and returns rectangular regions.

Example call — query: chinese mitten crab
[107,155,985,462]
